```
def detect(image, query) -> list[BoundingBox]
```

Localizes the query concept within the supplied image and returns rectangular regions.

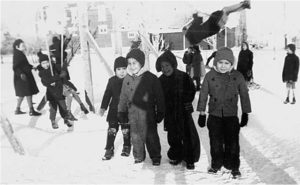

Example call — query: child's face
[115,67,127,79]
[216,60,232,73]
[286,48,293,54]
[242,43,248,50]
[127,58,142,75]
[161,61,174,77]
[41,60,50,69]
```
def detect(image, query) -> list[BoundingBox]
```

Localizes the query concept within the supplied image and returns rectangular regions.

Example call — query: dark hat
[114,56,127,71]
[37,51,49,63]
[126,49,145,67]
[286,44,296,53]
[213,47,234,66]
[156,50,178,72]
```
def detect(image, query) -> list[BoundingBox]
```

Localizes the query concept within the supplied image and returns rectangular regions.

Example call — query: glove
[198,114,206,128]
[156,112,164,123]
[20,73,27,81]
[240,113,248,127]
[59,70,67,78]
[184,102,194,114]
[118,112,128,123]
[99,108,105,117]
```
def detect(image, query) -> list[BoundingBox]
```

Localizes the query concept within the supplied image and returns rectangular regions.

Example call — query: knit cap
[213,47,234,66]
[126,49,145,67]
[37,51,49,63]
[114,56,127,71]
[286,44,296,53]
[156,50,178,72]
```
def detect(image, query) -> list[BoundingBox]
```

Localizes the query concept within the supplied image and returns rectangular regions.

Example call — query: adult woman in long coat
[13,39,41,116]
[190,45,204,91]
[237,42,253,84]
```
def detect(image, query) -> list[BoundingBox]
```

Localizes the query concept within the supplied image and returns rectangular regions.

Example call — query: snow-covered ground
[1,48,300,184]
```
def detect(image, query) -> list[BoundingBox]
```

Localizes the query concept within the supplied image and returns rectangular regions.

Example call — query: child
[184,0,250,45]
[37,52,73,129]
[156,50,200,170]
[118,49,165,166]
[100,56,131,160]
[197,47,251,178]
[282,44,299,104]
[237,42,254,86]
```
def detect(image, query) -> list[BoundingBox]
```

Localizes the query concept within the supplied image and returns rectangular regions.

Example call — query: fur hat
[156,50,178,72]
[286,44,296,53]
[126,49,145,67]
[37,51,49,63]
[114,56,127,71]
[213,47,234,66]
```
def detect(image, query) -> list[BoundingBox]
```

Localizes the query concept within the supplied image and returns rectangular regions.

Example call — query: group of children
[99,46,251,179]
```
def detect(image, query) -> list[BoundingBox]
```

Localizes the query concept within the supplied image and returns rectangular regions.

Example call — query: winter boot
[186,163,195,170]
[121,146,131,157]
[67,111,78,121]
[51,120,59,129]
[80,103,89,114]
[241,0,251,9]
[208,167,220,174]
[134,159,144,164]
[64,119,73,127]
[231,169,242,179]
[29,107,41,116]
[284,97,289,104]
[169,159,182,165]
[152,159,161,166]
[15,107,26,115]
[291,97,296,104]
[102,148,114,160]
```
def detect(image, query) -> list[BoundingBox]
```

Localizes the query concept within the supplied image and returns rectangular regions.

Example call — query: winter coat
[13,49,39,97]
[159,69,200,162]
[237,49,253,81]
[101,76,124,123]
[38,67,64,101]
[190,51,203,78]
[118,70,165,129]
[282,53,299,82]
[197,68,251,117]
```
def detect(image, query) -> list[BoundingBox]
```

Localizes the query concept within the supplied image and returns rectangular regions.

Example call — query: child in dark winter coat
[237,42,254,85]
[197,47,251,178]
[184,0,250,45]
[100,57,131,160]
[156,50,200,170]
[118,49,165,165]
[282,44,299,104]
[37,52,73,129]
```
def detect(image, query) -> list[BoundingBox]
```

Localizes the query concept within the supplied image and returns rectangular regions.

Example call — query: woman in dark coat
[156,50,200,170]
[237,42,253,83]
[12,39,41,116]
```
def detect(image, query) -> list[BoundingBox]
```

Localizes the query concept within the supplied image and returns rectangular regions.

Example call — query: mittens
[117,112,128,123]
[240,113,248,127]
[198,114,206,128]
[156,112,164,123]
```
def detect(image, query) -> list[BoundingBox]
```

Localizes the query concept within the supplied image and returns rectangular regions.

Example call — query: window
[98,25,108,34]
[128,32,136,39]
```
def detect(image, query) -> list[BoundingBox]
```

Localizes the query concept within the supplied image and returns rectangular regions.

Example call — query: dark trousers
[167,116,195,164]
[193,77,201,90]
[207,115,240,170]
[49,99,68,121]
[105,122,131,150]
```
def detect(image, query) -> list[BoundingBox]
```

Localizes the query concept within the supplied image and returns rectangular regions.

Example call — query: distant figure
[182,46,194,74]
[184,0,251,45]
[12,39,41,116]
[237,42,254,86]
[282,44,299,104]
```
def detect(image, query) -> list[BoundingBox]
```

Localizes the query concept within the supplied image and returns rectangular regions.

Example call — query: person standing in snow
[237,42,254,86]
[182,46,194,75]
[99,56,131,160]
[118,49,165,166]
[156,50,200,170]
[12,39,41,116]
[184,0,251,46]
[197,47,251,178]
[282,44,299,104]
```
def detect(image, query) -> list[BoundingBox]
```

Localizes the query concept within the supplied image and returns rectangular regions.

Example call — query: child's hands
[99,108,105,117]
[240,113,248,127]
[20,73,27,81]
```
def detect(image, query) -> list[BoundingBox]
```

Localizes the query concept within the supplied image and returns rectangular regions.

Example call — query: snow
[1,48,300,184]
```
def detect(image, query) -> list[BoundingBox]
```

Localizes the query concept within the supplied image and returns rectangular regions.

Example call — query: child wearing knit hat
[99,56,131,160]
[118,49,165,165]
[282,44,299,104]
[196,47,251,178]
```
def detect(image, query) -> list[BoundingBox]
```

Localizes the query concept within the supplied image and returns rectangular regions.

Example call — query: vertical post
[111,5,122,57]
[78,2,95,111]
[224,27,227,47]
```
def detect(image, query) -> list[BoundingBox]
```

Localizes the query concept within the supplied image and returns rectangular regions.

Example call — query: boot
[241,0,251,9]
[291,97,296,104]
[121,146,131,157]
[15,107,26,115]
[152,159,161,166]
[67,111,78,121]
[29,107,41,116]
[284,97,289,104]
[231,169,242,179]
[208,167,220,174]
[80,103,89,114]
[51,120,59,129]
[186,163,195,170]
[64,119,73,127]
[102,148,114,160]
[169,159,182,165]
